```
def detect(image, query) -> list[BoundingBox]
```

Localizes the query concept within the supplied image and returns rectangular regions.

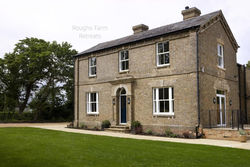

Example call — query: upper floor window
[89,57,96,77]
[217,44,224,68]
[153,87,174,115]
[119,50,129,72]
[157,41,169,67]
[86,92,99,114]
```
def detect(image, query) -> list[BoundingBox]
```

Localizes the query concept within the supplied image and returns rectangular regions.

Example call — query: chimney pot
[132,24,149,34]
[182,7,201,20]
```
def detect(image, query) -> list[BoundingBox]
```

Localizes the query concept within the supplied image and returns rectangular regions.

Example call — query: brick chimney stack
[132,24,149,34]
[181,6,201,20]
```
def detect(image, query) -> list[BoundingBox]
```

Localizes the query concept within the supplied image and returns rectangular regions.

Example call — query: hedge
[0,112,34,122]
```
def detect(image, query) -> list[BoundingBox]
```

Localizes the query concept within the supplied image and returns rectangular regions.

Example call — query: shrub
[80,123,87,129]
[101,120,111,129]
[0,112,34,122]
[131,121,142,134]
[165,128,173,137]
[239,129,246,135]
[131,121,141,130]
[146,129,153,135]
[165,128,177,138]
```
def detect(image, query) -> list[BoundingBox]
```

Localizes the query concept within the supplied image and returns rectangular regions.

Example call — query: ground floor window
[86,92,99,114]
[153,87,174,115]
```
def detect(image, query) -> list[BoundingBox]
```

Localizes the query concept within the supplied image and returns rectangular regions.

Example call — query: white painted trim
[86,92,99,115]
[119,50,129,72]
[156,41,170,67]
[153,87,174,115]
[88,57,97,77]
[217,43,224,69]
[216,93,226,126]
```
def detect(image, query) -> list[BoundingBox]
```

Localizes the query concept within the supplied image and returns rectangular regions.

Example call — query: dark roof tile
[75,10,220,57]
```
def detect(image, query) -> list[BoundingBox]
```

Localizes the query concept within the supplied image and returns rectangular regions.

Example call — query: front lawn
[0,127,249,167]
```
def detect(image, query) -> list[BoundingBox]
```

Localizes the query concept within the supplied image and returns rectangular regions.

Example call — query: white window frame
[156,41,170,67]
[86,92,99,115]
[217,43,224,68]
[119,50,129,72]
[89,57,96,77]
[153,87,174,116]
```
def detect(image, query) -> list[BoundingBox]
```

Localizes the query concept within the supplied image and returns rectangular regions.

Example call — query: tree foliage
[0,37,77,120]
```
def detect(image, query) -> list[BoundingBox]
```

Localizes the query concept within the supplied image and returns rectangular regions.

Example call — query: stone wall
[198,20,239,126]
[74,30,199,134]
[74,18,239,135]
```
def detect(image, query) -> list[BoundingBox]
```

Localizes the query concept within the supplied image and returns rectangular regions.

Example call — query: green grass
[0,128,249,167]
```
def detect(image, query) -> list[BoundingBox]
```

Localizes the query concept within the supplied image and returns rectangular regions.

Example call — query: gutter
[196,29,201,138]
[77,57,80,127]
[243,65,247,123]
[73,56,75,125]
[196,30,201,126]
[238,64,242,124]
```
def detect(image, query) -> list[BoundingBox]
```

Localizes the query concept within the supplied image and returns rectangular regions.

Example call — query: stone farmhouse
[73,7,250,136]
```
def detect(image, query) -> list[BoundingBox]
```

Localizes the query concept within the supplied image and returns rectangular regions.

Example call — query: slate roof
[75,10,221,57]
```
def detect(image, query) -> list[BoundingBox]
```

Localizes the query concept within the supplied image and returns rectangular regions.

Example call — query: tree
[0,37,77,116]
[30,41,77,119]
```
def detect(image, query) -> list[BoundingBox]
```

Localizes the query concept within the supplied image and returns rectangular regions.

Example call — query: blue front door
[120,95,127,124]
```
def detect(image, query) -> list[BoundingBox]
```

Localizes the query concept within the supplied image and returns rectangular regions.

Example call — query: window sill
[157,64,170,69]
[88,75,97,78]
[153,113,175,117]
[217,66,226,71]
[87,113,99,115]
[119,70,129,74]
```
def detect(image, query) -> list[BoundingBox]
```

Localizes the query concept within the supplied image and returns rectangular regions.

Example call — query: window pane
[91,93,96,102]
[159,101,164,112]
[121,89,126,95]
[164,42,169,52]
[91,103,96,112]
[89,58,92,66]
[90,57,96,66]
[158,54,164,65]
[124,51,129,59]
[164,101,169,112]
[172,88,174,99]
[158,43,163,53]
[91,67,96,75]
[159,88,164,99]
[121,61,126,70]
[217,90,224,95]
[172,101,174,112]
[164,53,169,64]
[125,60,129,70]
[218,57,222,66]
[164,88,169,99]
[121,51,124,60]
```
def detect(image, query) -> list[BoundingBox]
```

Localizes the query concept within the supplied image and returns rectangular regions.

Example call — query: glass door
[216,91,226,126]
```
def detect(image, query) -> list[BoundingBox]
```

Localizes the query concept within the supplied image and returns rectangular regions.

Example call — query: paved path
[1,123,250,150]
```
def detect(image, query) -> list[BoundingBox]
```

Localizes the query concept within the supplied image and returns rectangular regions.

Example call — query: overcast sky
[0,0,249,64]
